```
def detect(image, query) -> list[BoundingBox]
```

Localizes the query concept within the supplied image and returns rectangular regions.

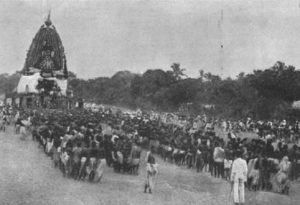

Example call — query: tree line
[69,61,300,119]
[2,61,300,119]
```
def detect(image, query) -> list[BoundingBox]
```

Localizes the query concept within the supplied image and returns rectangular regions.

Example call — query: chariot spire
[45,10,52,26]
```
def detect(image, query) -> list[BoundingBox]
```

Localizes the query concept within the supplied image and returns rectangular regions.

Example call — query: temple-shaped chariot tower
[6,13,72,108]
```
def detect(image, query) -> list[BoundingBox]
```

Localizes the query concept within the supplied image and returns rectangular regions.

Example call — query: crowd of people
[220,118,300,143]
[158,117,300,195]
[1,105,300,196]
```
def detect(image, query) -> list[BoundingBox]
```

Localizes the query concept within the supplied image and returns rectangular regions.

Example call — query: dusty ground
[0,126,299,205]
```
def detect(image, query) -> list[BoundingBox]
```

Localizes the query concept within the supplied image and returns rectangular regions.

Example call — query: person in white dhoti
[20,118,30,140]
[144,147,158,194]
[45,138,54,155]
[230,151,248,205]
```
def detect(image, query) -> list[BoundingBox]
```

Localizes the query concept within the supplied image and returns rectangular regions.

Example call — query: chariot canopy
[22,12,68,78]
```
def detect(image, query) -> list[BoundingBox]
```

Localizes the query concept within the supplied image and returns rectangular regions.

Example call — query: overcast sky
[1,0,300,79]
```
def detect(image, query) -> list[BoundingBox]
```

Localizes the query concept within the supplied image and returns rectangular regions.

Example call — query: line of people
[11,108,147,183]
[3,105,300,195]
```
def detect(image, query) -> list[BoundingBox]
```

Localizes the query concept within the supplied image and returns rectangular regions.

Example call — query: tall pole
[218,0,225,78]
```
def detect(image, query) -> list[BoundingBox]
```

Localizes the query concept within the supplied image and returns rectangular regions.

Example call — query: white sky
[1,0,300,79]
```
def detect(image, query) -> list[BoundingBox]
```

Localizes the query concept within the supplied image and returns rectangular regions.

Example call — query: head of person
[290,144,296,151]
[282,156,289,162]
[235,150,242,159]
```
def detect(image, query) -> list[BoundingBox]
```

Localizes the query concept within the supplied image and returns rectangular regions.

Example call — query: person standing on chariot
[144,146,158,194]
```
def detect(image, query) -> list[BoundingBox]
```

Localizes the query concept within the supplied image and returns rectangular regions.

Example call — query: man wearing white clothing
[144,146,158,194]
[230,151,248,205]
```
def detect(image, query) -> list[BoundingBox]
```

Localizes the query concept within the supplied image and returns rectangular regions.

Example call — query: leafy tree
[0,72,21,94]
[68,71,77,79]
[170,63,187,81]
[166,78,199,109]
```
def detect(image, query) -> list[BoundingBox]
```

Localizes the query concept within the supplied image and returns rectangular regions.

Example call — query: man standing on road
[144,146,158,194]
[213,142,225,178]
[230,151,248,205]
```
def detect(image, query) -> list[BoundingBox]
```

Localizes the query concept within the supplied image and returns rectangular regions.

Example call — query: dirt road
[0,126,298,205]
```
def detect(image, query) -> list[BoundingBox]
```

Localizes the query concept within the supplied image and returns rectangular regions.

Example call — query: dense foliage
[2,61,300,119]
[0,72,21,94]
[68,61,300,119]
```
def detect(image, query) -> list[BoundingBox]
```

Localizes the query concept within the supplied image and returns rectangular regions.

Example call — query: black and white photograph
[0,0,300,204]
